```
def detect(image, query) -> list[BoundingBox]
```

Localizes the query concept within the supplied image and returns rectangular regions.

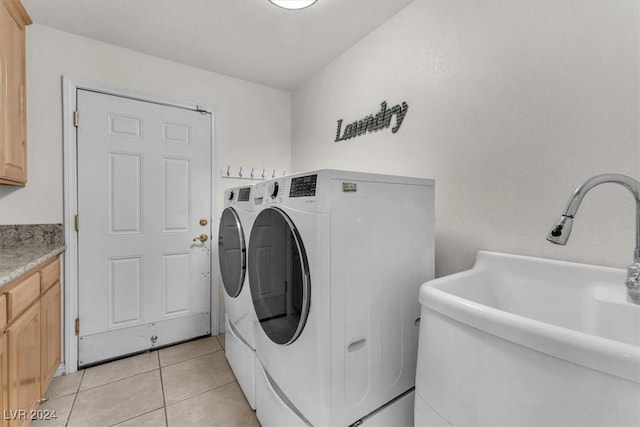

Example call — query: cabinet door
[7,302,40,427]
[0,0,29,185]
[39,282,60,395]
[0,334,8,427]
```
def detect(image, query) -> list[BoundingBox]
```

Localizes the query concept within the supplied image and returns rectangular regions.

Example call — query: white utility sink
[414,251,640,427]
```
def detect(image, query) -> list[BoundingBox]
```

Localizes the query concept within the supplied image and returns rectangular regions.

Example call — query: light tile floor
[34,334,260,427]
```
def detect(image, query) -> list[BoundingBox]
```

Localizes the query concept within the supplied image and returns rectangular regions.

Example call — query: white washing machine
[248,170,435,426]
[218,185,257,409]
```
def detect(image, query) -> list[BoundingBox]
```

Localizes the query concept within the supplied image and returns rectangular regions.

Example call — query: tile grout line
[164,379,239,408]
[216,334,225,350]
[62,338,224,426]
[78,351,160,392]
[65,370,85,427]
[64,392,78,427]
[77,366,160,392]
[159,349,224,369]
[102,353,166,426]
[107,408,163,427]
[158,352,170,427]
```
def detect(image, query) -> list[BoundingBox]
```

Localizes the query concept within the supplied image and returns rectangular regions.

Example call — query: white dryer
[218,185,257,408]
[248,170,435,426]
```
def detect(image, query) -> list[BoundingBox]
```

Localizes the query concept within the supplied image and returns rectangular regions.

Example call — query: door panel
[107,257,142,326]
[0,334,7,427]
[77,90,212,367]
[162,253,190,315]
[7,302,40,427]
[40,281,61,394]
[0,1,27,184]
[108,152,142,234]
[162,158,191,231]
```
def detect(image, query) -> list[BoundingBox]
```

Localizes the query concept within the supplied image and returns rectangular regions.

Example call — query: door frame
[62,76,218,374]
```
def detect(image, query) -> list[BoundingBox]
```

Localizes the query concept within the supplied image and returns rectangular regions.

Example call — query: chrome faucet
[547,173,640,305]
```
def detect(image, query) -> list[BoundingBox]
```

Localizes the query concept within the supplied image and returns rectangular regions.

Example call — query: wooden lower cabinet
[0,334,8,427]
[6,302,40,427]
[0,256,61,427]
[39,282,60,394]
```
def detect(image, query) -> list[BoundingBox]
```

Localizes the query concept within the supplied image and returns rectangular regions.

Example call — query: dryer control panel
[237,187,251,201]
[289,174,317,198]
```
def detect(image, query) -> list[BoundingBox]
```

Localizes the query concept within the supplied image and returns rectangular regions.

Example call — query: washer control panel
[237,187,251,202]
[268,181,279,199]
[289,174,317,198]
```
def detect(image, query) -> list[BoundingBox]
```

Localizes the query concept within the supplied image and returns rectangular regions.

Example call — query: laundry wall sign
[334,101,408,142]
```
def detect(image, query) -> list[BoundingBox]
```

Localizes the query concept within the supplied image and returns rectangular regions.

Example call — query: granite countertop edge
[0,245,66,288]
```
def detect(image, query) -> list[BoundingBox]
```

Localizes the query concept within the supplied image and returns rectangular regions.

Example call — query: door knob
[193,234,208,243]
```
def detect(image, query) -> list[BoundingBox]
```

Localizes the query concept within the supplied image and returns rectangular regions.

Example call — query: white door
[76,90,212,367]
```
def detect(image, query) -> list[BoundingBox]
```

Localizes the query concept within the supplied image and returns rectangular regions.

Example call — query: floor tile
[43,370,84,399]
[31,394,75,427]
[80,351,159,390]
[166,382,256,426]
[217,333,225,349]
[162,351,235,405]
[68,370,163,427]
[113,408,167,427]
[158,336,222,367]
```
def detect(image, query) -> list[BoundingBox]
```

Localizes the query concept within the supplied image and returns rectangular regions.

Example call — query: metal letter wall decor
[334,101,408,142]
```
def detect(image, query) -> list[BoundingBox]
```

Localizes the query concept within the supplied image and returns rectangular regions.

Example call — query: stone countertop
[0,245,66,288]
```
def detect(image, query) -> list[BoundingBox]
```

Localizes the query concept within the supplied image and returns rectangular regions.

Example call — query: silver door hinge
[75,318,80,335]
[73,110,79,127]
[74,215,79,231]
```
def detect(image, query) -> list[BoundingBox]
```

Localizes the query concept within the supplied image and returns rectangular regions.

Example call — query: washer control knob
[269,182,279,199]
[228,191,234,201]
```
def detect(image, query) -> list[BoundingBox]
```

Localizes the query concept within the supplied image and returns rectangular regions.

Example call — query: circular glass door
[249,207,310,345]
[218,207,246,298]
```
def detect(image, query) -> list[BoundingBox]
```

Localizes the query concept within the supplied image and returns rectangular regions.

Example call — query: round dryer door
[249,207,310,345]
[218,207,246,298]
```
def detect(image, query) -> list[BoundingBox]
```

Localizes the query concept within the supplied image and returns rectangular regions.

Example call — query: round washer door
[218,207,246,298]
[249,207,310,345]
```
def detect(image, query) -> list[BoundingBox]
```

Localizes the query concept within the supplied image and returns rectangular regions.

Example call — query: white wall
[0,24,291,224]
[0,24,291,334]
[292,0,640,276]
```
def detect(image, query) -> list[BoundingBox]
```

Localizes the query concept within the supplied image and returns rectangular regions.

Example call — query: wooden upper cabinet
[0,0,31,186]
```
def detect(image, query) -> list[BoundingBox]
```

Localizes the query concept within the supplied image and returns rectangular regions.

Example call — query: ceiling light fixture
[268,0,318,10]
